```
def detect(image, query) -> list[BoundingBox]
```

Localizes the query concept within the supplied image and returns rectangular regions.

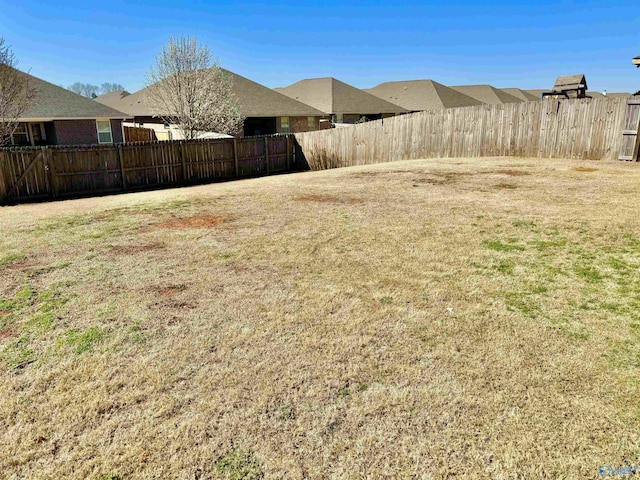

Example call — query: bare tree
[144,36,244,139]
[0,38,36,146]
[68,82,99,98]
[99,82,125,95]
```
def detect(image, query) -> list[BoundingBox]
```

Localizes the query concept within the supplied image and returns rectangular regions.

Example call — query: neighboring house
[6,70,129,146]
[364,79,482,112]
[499,88,541,102]
[449,85,524,105]
[275,77,407,123]
[94,70,327,137]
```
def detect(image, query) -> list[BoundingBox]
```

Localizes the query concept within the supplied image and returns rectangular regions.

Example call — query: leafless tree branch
[0,38,36,146]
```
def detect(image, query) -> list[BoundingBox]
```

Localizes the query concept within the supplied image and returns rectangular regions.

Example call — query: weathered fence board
[294,97,631,170]
[0,135,293,204]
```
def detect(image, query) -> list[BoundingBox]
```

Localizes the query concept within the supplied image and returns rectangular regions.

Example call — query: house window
[96,119,113,144]
[280,116,290,134]
[11,123,30,146]
[307,117,315,130]
[29,123,46,145]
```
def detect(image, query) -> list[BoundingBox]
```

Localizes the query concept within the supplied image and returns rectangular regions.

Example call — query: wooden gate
[619,98,640,161]
[0,148,51,203]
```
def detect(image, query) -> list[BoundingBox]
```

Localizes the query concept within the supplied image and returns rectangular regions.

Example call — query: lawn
[1,157,639,479]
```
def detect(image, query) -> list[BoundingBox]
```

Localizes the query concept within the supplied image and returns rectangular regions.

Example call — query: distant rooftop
[275,77,407,115]
[499,88,540,102]
[95,69,326,118]
[364,79,482,111]
[450,85,523,105]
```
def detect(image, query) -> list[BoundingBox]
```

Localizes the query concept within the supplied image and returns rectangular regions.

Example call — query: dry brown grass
[294,194,364,205]
[1,157,640,479]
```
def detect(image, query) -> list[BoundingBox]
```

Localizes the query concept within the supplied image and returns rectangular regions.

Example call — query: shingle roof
[605,92,632,98]
[94,69,325,118]
[14,70,129,120]
[275,77,407,115]
[552,74,587,92]
[524,89,548,99]
[364,79,482,111]
[450,85,524,105]
[499,88,541,102]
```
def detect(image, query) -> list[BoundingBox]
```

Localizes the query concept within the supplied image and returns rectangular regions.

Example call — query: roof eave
[18,116,133,122]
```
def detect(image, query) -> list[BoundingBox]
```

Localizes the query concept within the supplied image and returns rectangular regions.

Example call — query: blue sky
[1,0,639,93]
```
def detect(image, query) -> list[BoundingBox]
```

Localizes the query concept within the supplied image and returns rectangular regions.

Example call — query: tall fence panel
[0,134,293,205]
[294,97,630,170]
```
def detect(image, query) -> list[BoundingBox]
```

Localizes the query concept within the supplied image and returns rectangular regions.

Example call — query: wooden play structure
[542,74,588,99]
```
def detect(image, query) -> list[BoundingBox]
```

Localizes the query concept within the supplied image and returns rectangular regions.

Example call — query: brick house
[95,69,327,138]
[7,71,130,146]
[275,77,407,123]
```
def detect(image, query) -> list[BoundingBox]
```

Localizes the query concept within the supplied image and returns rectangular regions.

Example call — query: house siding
[276,116,326,134]
[53,120,99,145]
[52,119,122,145]
[111,119,124,144]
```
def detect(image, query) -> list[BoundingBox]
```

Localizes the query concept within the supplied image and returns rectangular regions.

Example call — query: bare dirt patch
[295,194,364,204]
[157,285,187,297]
[496,169,531,176]
[573,167,599,172]
[154,215,226,229]
[0,324,18,341]
[413,172,472,185]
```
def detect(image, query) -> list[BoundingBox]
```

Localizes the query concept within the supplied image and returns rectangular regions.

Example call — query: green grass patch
[574,265,604,283]
[0,285,34,314]
[215,448,263,480]
[484,240,525,252]
[496,259,516,275]
[1,336,35,369]
[532,239,568,251]
[505,291,540,318]
[62,327,104,354]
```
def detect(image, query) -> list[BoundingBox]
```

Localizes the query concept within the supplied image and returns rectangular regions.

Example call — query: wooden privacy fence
[123,125,158,143]
[0,135,294,204]
[294,97,632,170]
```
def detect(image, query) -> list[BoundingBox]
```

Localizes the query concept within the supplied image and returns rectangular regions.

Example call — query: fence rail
[0,135,294,204]
[294,97,631,170]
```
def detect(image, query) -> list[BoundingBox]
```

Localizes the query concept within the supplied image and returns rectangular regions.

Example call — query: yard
[1,157,640,479]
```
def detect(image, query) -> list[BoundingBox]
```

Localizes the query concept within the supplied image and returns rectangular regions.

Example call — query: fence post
[0,151,7,205]
[180,141,187,182]
[264,136,269,175]
[233,138,239,178]
[286,135,292,171]
[117,144,127,190]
